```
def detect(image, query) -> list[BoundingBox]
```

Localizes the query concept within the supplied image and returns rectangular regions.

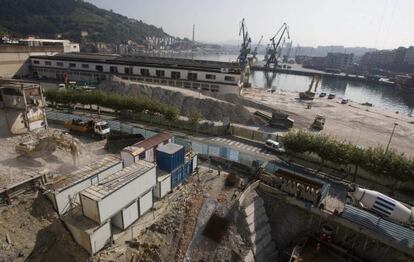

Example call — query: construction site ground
[242,88,414,156]
[93,165,251,262]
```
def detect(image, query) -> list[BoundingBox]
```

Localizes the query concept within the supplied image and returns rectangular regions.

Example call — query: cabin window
[171,71,181,79]
[156,70,165,77]
[225,76,236,81]
[45,61,51,66]
[124,67,132,75]
[201,84,210,91]
[210,85,219,92]
[96,65,103,72]
[110,66,118,73]
[81,64,89,69]
[57,62,63,67]
[69,63,76,68]
[33,60,40,65]
[206,74,216,80]
[140,68,150,76]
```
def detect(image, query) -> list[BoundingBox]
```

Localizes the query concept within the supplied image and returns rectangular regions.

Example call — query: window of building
[124,67,132,75]
[96,65,103,72]
[187,72,197,81]
[45,61,51,66]
[81,64,89,69]
[57,62,63,67]
[156,70,165,77]
[69,63,76,68]
[110,66,118,73]
[201,84,210,91]
[225,76,236,82]
[171,71,181,79]
[140,68,150,76]
[206,74,216,80]
[33,60,39,65]
[211,85,220,92]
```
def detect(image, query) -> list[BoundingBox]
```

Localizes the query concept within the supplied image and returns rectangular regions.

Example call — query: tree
[188,110,202,132]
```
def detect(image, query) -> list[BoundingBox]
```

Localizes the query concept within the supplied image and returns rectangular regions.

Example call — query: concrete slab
[248,214,269,234]
[243,197,264,217]
[245,206,266,225]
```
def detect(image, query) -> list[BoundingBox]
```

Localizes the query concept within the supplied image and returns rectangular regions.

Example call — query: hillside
[0,0,169,43]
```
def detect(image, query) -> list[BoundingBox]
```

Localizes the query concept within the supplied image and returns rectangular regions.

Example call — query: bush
[282,130,414,182]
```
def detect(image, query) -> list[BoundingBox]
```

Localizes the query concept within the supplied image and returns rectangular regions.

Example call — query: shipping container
[154,172,172,199]
[156,143,184,172]
[111,200,139,230]
[138,189,153,216]
[170,157,195,189]
[80,161,156,224]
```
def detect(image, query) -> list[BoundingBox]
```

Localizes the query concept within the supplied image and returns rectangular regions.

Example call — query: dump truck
[311,114,325,130]
[64,119,110,139]
[348,185,414,227]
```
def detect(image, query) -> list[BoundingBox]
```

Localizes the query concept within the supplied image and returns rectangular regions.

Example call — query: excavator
[299,75,320,100]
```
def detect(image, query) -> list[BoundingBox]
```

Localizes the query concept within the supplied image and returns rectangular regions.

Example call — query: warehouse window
[96,65,103,72]
[69,63,76,68]
[45,61,51,66]
[206,74,216,80]
[81,64,89,69]
[225,76,235,82]
[110,66,118,73]
[140,68,150,76]
[33,60,39,65]
[171,71,181,79]
[156,70,165,77]
[57,62,63,67]
[187,72,197,81]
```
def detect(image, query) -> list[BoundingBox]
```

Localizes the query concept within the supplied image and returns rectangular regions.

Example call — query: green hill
[0,0,170,43]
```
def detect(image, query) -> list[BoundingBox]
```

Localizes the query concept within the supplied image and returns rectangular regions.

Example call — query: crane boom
[252,35,263,59]
[265,23,290,68]
[237,18,251,67]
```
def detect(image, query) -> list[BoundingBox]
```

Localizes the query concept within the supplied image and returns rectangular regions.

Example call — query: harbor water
[164,53,414,115]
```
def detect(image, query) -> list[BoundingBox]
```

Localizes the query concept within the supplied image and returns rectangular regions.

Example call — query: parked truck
[311,114,326,130]
[64,119,110,139]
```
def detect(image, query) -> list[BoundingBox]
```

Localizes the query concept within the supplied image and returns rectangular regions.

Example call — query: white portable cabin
[121,132,172,167]
[62,207,112,255]
[79,161,156,225]
[154,171,172,199]
[47,155,123,215]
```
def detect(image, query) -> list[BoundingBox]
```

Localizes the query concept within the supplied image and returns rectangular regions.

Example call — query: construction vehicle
[64,119,110,139]
[299,75,320,100]
[311,114,325,130]
[16,130,82,158]
[348,184,414,228]
[265,23,290,68]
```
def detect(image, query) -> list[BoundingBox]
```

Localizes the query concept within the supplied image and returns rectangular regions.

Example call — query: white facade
[138,189,153,216]
[80,161,156,224]
[154,173,172,199]
[21,38,80,53]
[111,200,139,230]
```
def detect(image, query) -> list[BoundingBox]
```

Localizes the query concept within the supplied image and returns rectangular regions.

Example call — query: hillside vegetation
[0,0,169,43]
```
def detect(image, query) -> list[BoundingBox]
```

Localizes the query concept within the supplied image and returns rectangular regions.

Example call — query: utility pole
[385,123,398,154]
[192,24,195,60]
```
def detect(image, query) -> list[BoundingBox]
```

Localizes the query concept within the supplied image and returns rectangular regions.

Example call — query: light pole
[385,123,398,154]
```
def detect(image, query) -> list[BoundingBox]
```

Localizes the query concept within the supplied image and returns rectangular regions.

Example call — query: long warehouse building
[30,53,249,95]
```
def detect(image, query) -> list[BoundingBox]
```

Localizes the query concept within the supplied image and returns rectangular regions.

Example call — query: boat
[327,93,336,99]
[319,92,326,98]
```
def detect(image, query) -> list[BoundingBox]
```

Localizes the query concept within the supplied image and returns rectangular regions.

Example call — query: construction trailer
[156,143,185,172]
[47,155,123,215]
[79,160,156,225]
[0,79,47,135]
[154,171,172,199]
[121,132,172,166]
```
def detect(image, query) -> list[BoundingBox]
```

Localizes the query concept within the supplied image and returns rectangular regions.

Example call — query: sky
[87,0,413,49]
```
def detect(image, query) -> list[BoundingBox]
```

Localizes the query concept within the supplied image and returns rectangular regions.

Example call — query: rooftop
[123,132,172,156]
[81,160,154,201]
[30,52,242,72]
[0,79,40,90]
[156,143,183,154]
[50,155,121,192]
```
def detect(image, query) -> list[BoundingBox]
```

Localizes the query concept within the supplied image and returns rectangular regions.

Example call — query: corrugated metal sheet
[156,143,184,172]
[342,204,414,248]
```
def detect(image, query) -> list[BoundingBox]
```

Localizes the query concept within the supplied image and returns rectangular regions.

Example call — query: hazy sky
[87,0,412,49]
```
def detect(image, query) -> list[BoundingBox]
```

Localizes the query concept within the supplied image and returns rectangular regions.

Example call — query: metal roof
[81,160,154,201]
[342,204,414,249]
[51,155,121,191]
[156,142,183,155]
[122,132,172,156]
[30,52,242,72]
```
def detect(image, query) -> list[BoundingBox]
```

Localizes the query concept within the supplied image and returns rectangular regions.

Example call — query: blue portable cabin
[156,143,185,173]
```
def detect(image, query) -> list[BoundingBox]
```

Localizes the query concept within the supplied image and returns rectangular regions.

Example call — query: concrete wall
[258,185,413,262]
[65,220,93,254]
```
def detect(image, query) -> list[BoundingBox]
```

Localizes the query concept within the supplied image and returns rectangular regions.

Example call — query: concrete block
[248,214,269,234]
[245,206,266,225]
[250,224,271,244]
[243,197,264,217]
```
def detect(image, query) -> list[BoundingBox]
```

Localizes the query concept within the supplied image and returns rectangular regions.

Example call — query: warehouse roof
[30,52,242,72]
[51,155,121,191]
[81,160,154,201]
[156,143,183,154]
[122,132,172,156]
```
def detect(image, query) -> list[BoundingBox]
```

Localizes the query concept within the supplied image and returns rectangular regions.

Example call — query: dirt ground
[0,192,89,262]
[0,126,108,189]
[93,166,251,262]
[242,88,414,156]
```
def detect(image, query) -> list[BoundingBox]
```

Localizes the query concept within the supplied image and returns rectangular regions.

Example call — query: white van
[264,139,285,153]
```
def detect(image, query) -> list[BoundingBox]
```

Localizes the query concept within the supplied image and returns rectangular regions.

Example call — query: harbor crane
[251,35,264,60]
[265,22,290,68]
[237,18,251,67]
